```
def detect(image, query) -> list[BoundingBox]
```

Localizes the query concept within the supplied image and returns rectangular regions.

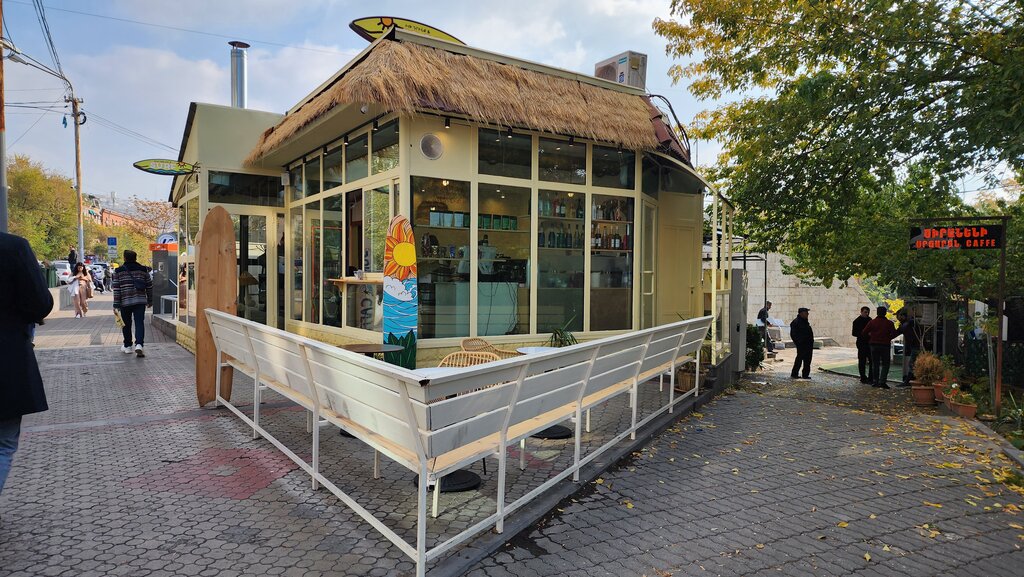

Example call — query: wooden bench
[205,309,712,577]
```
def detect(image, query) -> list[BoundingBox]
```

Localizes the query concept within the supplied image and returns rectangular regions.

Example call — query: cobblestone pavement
[34,287,172,349]
[2,338,690,577]
[466,351,1024,577]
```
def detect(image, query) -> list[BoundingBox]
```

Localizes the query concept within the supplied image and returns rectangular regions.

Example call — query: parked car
[52,260,72,285]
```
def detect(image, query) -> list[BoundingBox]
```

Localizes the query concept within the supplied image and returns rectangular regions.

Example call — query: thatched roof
[245,37,664,166]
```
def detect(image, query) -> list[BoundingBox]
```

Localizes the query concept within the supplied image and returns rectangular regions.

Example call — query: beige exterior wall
[745,253,872,347]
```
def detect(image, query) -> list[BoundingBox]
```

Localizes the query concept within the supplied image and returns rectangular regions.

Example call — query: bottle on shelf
[547,226,556,248]
[559,196,567,217]
[622,229,629,250]
[593,224,601,249]
[538,225,545,248]
[592,201,598,221]
[576,197,584,219]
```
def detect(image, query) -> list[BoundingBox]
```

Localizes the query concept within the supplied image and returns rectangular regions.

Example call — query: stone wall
[744,253,872,347]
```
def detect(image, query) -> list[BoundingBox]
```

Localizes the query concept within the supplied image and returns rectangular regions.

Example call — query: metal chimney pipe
[229,41,250,108]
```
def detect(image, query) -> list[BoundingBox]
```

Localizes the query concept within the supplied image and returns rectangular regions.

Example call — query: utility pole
[0,0,8,233]
[69,95,84,260]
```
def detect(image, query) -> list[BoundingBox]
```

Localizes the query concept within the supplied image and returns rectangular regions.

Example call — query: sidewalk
[2,333,1022,576]
[34,287,173,350]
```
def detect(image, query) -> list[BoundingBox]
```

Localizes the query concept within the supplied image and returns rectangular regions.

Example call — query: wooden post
[995,217,1007,416]
[70,96,84,261]
[0,0,7,233]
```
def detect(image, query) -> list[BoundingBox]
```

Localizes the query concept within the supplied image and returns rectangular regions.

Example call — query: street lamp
[1,36,85,261]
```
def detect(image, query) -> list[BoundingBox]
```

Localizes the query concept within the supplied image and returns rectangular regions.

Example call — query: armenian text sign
[910,225,1003,250]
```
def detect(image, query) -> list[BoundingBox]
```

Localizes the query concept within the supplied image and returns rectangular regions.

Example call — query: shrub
[745,324,765,371]
[913,352,945,384]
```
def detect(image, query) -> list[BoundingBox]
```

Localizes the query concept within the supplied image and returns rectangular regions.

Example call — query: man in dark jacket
[852,306,873,383]
[67,245,77,266]
[0,232,54,496]
[861,306,898,389]
[790,307,814,379]
[113,250,153,358]
[757,301,775,353]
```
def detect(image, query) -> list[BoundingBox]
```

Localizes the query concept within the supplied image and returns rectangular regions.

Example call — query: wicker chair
[459,337,522,359]
[438,350,500,368]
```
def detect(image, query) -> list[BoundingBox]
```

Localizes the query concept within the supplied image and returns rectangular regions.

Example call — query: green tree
[654,0,1023,290]
[7,155,78,260]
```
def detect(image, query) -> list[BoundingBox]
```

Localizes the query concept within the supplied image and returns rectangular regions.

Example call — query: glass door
[232,214,269,324]
[641,200,657,328]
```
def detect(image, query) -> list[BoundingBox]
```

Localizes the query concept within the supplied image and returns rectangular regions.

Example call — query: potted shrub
[949,391,978,419]
[911,352,944,406]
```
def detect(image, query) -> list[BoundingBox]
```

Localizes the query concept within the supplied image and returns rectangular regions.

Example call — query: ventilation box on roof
[594,51,647,90]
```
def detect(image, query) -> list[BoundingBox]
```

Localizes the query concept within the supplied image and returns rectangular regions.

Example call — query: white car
[52,260,72,285]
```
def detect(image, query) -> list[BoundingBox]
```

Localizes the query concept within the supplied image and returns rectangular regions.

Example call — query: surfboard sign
[349,16,465,45]
[133,159,197,176]
[194,206,238,406]
[382,215,418,369]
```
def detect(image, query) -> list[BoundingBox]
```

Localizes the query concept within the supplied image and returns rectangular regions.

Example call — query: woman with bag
[71,263,92,318]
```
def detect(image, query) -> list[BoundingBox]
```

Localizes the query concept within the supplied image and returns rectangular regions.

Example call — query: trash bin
[45,266,57,288]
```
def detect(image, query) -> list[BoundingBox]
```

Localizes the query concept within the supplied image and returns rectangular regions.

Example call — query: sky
[3,0,719,204]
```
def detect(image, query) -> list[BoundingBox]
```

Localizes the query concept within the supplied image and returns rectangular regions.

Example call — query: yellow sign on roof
[349,17,464,45]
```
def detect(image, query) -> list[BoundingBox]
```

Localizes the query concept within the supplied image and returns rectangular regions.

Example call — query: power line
[82,108,178,153]
[8,0,349,56]
[31,0,64,78]
[10,106,57,148]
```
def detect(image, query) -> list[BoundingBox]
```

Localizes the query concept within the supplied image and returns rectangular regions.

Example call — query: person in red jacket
[860,306,898,389]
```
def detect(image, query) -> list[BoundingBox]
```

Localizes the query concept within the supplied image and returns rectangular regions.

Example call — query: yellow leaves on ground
[869,514,877,519]
[1009,523,1024,530]
[923,501,944,508]
[755,543,765,549]
[595,478,604,484]
[882,544,891,552]
[934,461,964,469]
[864,553,872,562]
[837,521,849,528]
[623,500,634,509]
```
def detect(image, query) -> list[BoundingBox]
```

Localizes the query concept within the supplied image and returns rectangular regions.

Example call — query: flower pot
[950,401,977,419]
[911,384,935,407]
[932,382,945,403]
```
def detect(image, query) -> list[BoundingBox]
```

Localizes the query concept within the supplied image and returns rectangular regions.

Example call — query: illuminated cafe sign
[909,225,1003,250]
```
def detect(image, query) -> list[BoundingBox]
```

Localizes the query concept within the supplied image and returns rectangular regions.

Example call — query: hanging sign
[909,225,1003,250]
[133,159,197,176]
[349,17,464,45]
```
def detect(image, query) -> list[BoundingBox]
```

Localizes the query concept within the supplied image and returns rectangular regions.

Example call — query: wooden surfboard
[195,206,237,406]
[382,215,418,369]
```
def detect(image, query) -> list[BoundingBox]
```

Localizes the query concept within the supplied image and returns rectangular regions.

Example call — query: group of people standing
[759,301,922,388]
[852,306,920,389]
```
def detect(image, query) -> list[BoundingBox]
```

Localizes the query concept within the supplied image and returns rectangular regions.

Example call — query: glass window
[344,187,387,331]
[539,137,586,185]
[290,206,303,321]
[641,156,659,197]
[346,133,369,183]
[592,145,636,189]
[537,189,584,334]
[477,183,530,335]
[372,119,399,174]
[478,128,531,179]
[289,165,303,200]
[232,215,268,324]
[413,176,470,338]
[305,202,321,323]
[177,204,188,325]
[324,147,343,191]
[323,193,344,327]
[208,171,284,207]
[305,155,321,197]
[590,194,634,330]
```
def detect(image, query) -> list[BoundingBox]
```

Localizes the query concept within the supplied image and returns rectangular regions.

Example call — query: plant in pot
[943,382,960,410]
[949,391,978,419]
[934,369,953,403]
[911,352,944,406]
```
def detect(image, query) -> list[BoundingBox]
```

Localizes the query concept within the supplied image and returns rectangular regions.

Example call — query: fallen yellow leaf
[595,478,604,484]
[1010,523,1024,530]
[883,545,891,552]
[864,553,872,562]
[755,543,765,549]
[923,501,943,508]
[869,514,877,519]
[624,501,634,509]
[837,521,849,528]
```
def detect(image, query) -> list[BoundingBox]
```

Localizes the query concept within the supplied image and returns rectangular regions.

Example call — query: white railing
[205,309,712,576]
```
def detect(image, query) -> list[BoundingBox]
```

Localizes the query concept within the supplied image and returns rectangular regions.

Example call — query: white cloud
[383,276,414,302]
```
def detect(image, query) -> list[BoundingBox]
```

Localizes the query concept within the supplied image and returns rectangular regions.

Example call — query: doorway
[641,199,657,328]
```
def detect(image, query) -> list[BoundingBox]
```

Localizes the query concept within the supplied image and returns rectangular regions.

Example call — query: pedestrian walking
[757,301,776,353]
[67,245,77,266]
[852,306,873,383]
[112,250,153,358]
[897,310,921,387]
[789,307,814,379]
[0,232,54,498]
[861,306,898,389]
[71,262,93,318]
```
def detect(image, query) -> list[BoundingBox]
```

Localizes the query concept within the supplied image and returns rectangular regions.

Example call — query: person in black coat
[790,307,815,379]
[852,306,873,383]
[0,232,54,496]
